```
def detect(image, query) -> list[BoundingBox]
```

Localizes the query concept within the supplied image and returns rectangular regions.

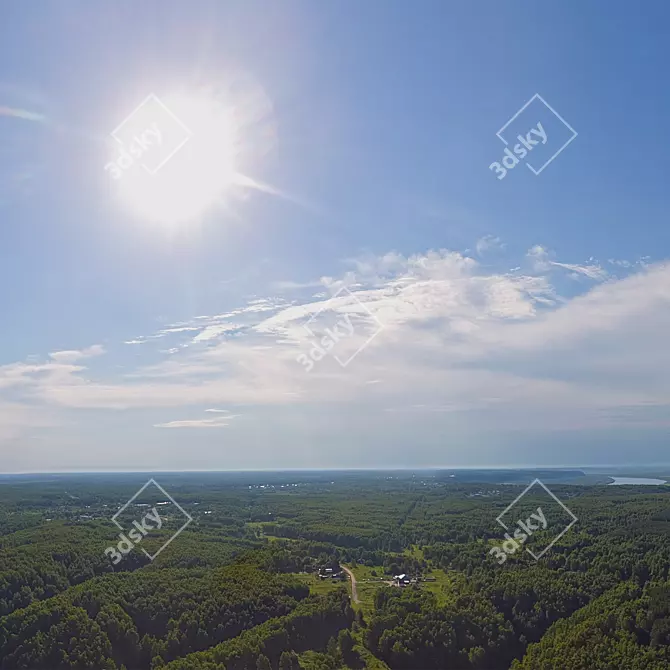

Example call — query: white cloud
[526,246,608,282]
[475,235,505,256]
[154,414,240,429]
[526,244,550,272]
[192,323,240,343]
[549,261,608,281]
[609,258,632,269]
[3,246,669,443]
[49,344,105,363]
[272,279,325,291]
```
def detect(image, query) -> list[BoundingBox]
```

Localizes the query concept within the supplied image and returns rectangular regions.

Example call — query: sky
[2,0,670,472]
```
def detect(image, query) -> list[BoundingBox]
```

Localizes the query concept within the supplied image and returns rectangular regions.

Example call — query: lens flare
[0,106,46,122]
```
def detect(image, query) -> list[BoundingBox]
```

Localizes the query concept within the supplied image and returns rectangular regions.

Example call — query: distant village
[318,565,436,588]
[318,567,346,580]
[390,573,437,587]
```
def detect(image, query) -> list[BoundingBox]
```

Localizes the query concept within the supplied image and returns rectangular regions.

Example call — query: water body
[609,477,667,485]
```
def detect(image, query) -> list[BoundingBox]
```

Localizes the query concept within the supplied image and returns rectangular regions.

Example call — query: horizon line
[3,464,670,476]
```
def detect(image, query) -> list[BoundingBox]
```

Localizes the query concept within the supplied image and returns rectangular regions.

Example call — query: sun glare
[109,90,238,225]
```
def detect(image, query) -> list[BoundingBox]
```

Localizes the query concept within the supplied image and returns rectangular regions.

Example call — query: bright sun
[109,90,238,225]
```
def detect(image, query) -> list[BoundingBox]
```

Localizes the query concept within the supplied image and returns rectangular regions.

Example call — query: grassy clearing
[345,563,389,616]
[294,572,346,596]
[347,563,384,581]
[245,521,296,542]
[294,571,391,669]
[421,568,467,605]
[346,561,460,610]
[294,559,459,621]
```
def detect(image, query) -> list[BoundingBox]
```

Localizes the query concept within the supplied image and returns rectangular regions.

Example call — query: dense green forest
[1,470,670,669]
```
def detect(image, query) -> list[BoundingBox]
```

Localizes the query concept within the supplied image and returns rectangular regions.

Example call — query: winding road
[341,565,359,603]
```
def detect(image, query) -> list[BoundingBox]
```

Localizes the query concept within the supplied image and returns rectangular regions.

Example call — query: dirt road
[341,565,359,603]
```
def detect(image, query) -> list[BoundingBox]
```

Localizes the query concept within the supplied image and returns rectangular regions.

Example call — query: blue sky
[2,0,670,472]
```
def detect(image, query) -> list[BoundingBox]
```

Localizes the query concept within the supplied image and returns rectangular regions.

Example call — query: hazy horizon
[3,464,670,476]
